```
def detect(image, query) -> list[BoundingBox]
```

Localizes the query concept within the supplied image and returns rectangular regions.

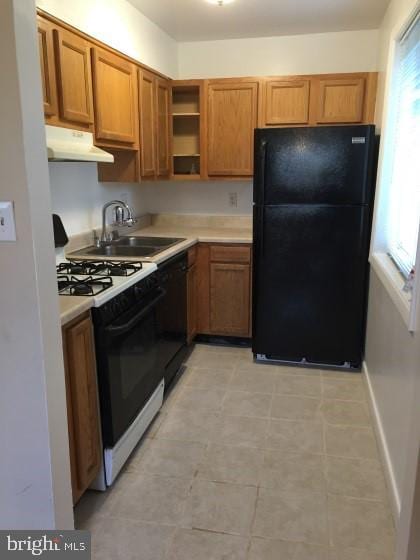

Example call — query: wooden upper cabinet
[264,79,310,125]
[156,78,171,177]
[207,81,259,176]
[37,17,57,117]
[63,313,101,504]
[316,77,366,124]
[138,69,156,177]
[54,28,94,126]
[92,47,138,146]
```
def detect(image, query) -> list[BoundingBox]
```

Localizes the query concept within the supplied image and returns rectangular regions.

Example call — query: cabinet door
[264,79,310,125]
[210,262,251,336]
[37,17,57,117]
[187,262,198,344]
[63,314,101,504]
[139,69,156,177]
[92,48,138,144]
[207,81,258,176]
[156,78,171,177]
[54,28,94,125]
[316,77,365,123]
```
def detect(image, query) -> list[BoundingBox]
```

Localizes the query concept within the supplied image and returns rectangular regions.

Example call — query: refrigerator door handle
[258,140,267,256]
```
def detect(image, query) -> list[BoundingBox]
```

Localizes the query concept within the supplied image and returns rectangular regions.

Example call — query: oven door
[96,288,165,447]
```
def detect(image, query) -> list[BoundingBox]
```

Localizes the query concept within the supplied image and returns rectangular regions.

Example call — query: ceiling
[127,0,390,42]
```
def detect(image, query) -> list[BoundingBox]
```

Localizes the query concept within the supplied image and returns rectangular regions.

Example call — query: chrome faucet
[100,200,137,243]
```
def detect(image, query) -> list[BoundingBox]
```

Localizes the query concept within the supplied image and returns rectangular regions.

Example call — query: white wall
[36,0,177,76]
[0,0,73,528]
[364,0,420,523]
[139,180,253,216]
[48,164,146,236]
[178,29,379,78]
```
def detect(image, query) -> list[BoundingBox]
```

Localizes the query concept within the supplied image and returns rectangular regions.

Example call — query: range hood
[45,125,114,163]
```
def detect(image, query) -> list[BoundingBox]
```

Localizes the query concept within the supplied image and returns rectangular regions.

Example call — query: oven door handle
[105,288,166,337]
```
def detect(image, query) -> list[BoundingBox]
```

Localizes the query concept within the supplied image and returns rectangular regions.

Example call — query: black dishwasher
[157,252,188,390]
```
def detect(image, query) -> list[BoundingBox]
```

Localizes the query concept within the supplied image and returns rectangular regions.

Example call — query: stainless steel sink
[69,236,186,259]
[115,236,185,248]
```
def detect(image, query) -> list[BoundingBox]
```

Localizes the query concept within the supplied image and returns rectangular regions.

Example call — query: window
[388,13,420,277]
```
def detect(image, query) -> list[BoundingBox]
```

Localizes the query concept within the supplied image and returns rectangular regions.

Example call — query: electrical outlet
[229,192,238,208]
[0,201,17,241]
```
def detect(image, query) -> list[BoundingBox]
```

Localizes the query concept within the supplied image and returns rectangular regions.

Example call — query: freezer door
[253,125,376,206]
[252,205,371,366]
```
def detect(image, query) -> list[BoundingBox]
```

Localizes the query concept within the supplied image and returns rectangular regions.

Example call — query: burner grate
[57,275,113,296]
[57,259,143,277]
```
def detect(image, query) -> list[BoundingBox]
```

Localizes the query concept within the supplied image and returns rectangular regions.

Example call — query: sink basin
[69,236,186,259]
[78,245,157,258]
[116,236,185,248]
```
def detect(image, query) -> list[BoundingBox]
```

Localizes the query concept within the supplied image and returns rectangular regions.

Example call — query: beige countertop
[60,295,92,327]
[60,216,253,325]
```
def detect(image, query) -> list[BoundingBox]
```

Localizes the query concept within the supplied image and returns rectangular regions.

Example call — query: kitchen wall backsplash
[138,180,253,217]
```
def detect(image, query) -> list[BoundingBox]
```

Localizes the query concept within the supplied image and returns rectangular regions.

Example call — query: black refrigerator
[252,125,377,369]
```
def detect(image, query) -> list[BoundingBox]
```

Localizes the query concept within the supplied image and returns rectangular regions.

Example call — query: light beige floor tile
[192,343,249,356]
[222,390,272,418]
[74,489,115,529]
[249,537,328,560]
[321,400,370,427]
[145,411,167,439]
[187,352,239,370]
[253,488,329,545]
[322,378,366,401]
[167,528,248,560]
[260,450,326,493]
[197,443,263,485]
[173,386,225,412]
[276,374,322,397]
[183,479,257,536]
[271,395,322,421]
[328,547,394,560]
[326,456,387,500]
[266,419,324,454]
[213,415,269,448]
[185,367,235,389]
[322,370,363,380]
[125,439,205,479]
[328,495,395,555]
[230,369,278,393]
[157,409,219,443]
[85,515,175,560]
[234,360,288,374]
[109,474,191,525]
[324,424,379,460]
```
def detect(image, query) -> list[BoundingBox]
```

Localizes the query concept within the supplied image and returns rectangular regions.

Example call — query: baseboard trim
[363,360,401,523]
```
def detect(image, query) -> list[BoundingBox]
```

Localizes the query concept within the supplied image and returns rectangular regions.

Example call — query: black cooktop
[56,259,143,277]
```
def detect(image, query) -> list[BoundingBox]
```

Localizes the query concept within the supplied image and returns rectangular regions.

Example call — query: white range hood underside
[45,125,114,163]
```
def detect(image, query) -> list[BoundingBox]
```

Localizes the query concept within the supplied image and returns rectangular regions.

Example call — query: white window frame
[370,2,420,332]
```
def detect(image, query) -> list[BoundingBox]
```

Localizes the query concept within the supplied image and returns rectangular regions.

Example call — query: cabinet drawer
[210,245,251,264]
[188,246,197,267]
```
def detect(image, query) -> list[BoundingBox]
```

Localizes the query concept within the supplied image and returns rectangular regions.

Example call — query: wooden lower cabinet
[62,312,101,505]
[210,262,251,336]
[196,243,252,338]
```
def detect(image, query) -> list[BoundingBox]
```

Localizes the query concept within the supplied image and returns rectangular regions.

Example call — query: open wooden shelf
[173,112,200,117]
[171,83,203,178]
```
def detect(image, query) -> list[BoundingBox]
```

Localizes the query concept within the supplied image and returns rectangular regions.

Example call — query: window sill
[370,252,412,328]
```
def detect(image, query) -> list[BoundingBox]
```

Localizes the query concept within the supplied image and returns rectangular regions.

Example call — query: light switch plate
[0,201,17,241]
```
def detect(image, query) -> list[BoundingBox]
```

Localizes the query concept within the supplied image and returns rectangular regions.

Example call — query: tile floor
[75,344,395,560]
